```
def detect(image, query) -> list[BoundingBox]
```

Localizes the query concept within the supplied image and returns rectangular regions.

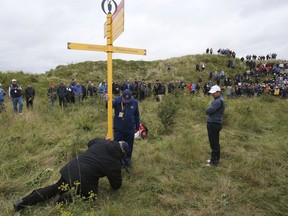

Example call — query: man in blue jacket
[13,138,129,211]
[112,89,140,168]
[205,85,225,166]
[73,83,83,105]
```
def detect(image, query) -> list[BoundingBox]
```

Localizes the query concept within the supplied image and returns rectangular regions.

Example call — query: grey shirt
[206,96,225,124]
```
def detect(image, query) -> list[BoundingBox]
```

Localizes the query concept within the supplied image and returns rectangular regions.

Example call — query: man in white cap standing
[8,79,23,114]
[205,85,225,166]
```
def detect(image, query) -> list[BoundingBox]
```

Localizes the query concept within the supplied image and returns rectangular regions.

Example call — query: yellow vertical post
[68,0,146,140]
[106,13,113,140]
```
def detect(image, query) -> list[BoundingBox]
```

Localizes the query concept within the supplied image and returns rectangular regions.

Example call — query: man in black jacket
[57,82,67,108]
[25,82,35,109]
[13,138,129,211]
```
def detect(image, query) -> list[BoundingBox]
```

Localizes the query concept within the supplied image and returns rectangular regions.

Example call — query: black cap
[122,89,132,103]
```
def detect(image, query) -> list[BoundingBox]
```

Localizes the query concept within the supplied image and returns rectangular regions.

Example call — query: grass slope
[0,54,287,215]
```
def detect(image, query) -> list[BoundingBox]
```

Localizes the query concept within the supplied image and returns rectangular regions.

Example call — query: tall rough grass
[1,55,288,215]
[1,94,287,216]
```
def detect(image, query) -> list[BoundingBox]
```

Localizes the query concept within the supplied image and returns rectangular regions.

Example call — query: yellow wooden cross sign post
[67,0,146,140]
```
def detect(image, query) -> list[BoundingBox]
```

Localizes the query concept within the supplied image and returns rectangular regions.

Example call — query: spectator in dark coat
[196,64,200,72]
[47,83,57,108]
[57,82,67,108]
[25,82,35,109]
[13,138,129,212]
[113,81,121,96]
[87,82,97,97]
[108,89,140,168]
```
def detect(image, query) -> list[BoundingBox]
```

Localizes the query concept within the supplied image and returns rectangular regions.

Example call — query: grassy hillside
[0,54,287,215]
[0,54,244,97]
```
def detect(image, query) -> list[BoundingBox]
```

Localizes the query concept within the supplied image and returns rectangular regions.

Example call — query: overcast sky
[1,0,288,74]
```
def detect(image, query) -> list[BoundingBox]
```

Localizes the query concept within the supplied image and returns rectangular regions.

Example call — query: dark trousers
[207,122,222,165]
[139,90,145,102]
[21,177,67,207]
[20,177,98,208]
[26,99,33,108]
[114,130,134,166]
[58,97,67,108]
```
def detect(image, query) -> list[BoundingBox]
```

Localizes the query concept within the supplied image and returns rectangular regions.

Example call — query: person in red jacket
[13,138,129,212]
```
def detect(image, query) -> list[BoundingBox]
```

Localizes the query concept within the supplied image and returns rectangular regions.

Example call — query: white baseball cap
[12,79,17,82]
[209,85,221,94]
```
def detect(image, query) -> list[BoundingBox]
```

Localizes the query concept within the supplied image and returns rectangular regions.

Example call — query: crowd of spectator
[195,58,288,98]
[217,48,237,58]
[216,48,278,64]
[244,53,277,61]
[1,48,287,114]
[58,50,283,104]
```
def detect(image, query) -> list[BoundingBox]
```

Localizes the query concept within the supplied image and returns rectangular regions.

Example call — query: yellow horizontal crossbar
[67,42,106,52]
[67,42,146,55]
[112,46,146,55]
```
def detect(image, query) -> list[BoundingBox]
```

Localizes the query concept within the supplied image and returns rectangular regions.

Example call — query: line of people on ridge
[1,70,287,115]
[244,53,277,61]
[0,77,166,113]
[214,47,277,61]
[2,55,287,114]
[46,78,151,109]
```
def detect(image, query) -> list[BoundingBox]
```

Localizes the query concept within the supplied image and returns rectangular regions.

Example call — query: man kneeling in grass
[13,138,129,211]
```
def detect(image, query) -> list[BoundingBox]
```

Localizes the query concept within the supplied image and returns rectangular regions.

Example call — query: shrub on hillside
[157,95,178,133]
[260,93,276,103]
